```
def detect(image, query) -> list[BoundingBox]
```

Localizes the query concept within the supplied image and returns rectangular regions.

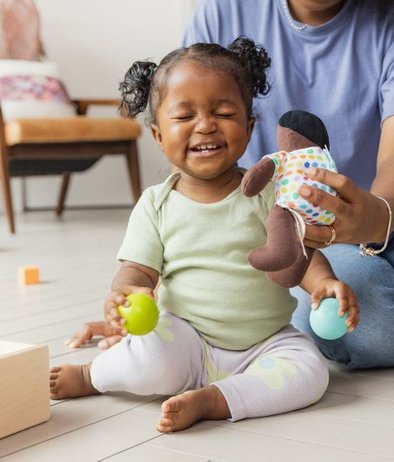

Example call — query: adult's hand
[298,169,389,248]
[65,321,124,349]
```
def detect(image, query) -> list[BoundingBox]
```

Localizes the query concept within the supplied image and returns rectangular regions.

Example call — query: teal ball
[309,298,348,340]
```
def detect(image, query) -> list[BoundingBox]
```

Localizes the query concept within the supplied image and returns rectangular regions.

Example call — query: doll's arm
[241,153,281,196]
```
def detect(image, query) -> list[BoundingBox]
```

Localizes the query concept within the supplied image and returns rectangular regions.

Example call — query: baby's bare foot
[49,364,100,400]
[156,385,230,433]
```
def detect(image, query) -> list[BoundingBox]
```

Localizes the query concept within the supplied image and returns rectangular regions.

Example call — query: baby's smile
[189,143,223,157]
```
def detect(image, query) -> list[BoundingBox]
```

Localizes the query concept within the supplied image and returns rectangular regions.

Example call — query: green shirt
[118,172,297,350]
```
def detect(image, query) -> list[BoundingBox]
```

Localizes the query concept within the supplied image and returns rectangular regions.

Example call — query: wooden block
[18,266,40,285]
[0,341,50,438]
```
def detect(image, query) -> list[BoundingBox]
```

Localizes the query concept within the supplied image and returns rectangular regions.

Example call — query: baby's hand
[310,279,359,332]
[104,286,155,331]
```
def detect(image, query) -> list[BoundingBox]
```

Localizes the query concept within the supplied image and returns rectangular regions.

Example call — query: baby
[50,37,359,433]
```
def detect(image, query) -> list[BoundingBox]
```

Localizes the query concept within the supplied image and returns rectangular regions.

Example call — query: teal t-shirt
[117,173,297,350]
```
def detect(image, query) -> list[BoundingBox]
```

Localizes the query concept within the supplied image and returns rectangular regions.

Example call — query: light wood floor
[1,209,393,462]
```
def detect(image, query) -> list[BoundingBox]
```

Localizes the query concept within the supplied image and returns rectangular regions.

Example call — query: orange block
[18,266,40,285]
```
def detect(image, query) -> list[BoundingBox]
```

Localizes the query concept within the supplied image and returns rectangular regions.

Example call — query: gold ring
[324,224,336,247]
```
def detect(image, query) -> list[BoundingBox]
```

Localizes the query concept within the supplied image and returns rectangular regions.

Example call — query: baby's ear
[151,124,162,146]
[247,117,255,139]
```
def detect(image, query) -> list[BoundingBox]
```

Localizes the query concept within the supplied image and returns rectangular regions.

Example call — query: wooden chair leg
[125,140,142,203]
[0,147,16,233]
[56,172,71,216]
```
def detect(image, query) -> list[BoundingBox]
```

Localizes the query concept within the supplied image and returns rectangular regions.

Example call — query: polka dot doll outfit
[267,146,337,255]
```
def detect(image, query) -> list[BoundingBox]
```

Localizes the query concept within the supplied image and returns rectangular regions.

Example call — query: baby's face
[151,60,254,182]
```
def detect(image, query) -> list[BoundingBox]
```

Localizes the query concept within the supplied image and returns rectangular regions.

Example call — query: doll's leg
[50,312,205,399]
[267,247,314,288]
[212,326,329,421]
[248,205,303,272]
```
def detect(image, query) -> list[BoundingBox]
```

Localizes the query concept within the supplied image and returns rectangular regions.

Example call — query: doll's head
[277,110,330,152]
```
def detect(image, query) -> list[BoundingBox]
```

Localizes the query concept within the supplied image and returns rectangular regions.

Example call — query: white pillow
[0,60,75,121]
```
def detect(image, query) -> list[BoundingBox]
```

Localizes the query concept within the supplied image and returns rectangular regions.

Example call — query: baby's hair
[119,36,271,124]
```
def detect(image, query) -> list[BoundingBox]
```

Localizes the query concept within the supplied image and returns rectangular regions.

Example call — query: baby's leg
[90,312,205,396]
[51,312,205,401]
[158,325,328,432]
[50,364,99,399]
[213,326,329,421]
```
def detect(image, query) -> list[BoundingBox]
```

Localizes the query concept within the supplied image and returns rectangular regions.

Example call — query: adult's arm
[299,115,394,248]
[370,115,394,223]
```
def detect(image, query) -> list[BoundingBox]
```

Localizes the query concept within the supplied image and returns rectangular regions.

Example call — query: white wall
[6,0,196,212]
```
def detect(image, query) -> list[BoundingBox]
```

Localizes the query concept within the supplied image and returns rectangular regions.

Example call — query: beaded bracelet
[359,196,392,256]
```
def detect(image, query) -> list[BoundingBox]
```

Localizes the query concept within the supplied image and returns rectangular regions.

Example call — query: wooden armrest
[72,99,121,115]
[0,104,5,127]
[0,104,7,150]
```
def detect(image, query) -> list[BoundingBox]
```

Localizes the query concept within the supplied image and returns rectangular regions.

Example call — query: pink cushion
[0,60,75,121]
[0,74,71,104]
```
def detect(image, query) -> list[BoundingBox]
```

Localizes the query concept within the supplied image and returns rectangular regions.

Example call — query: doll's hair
[119,36,271,124]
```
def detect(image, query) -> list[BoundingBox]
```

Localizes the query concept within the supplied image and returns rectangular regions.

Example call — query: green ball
[118,293,159,335]
[309,298,348,340]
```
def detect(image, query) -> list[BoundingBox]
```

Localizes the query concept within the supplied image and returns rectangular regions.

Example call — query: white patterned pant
[90,312,329,421]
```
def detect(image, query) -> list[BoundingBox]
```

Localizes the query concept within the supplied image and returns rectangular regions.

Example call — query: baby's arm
[300,251,359,332]
[300,250,335,289]
[65,261,159,349]
[105,260,160,328]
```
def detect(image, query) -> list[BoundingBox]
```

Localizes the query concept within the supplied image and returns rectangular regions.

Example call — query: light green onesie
[91,171,328,422]
[117,171,297,350]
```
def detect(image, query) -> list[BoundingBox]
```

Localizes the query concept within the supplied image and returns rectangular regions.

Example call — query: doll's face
[277,126,314,152]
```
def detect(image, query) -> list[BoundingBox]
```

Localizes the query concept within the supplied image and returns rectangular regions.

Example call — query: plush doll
[241,110,337,288]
